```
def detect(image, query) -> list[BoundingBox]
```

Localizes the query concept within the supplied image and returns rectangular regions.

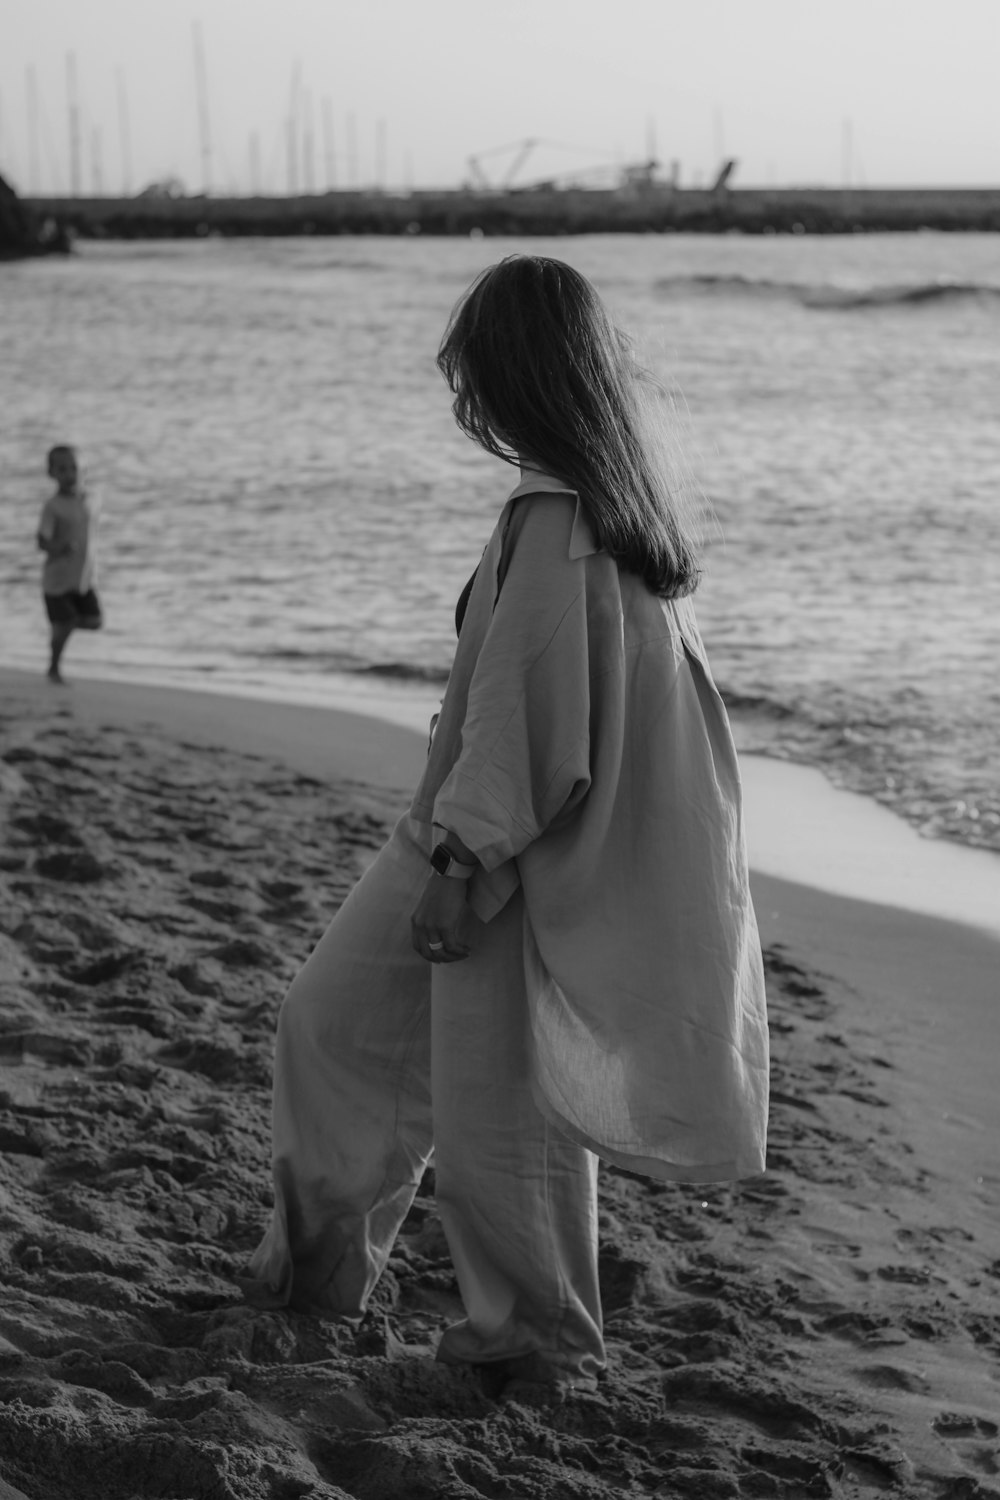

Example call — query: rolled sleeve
[432,500,593,869]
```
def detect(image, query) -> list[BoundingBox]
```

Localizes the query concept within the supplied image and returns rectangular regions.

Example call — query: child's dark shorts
[44,589,103,628]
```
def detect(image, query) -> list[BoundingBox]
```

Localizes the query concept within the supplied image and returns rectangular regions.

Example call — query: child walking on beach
[36,445,103,683]
[248,256,770,1394]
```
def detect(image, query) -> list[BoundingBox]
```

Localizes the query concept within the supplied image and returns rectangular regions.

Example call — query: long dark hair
[437,255,701,599]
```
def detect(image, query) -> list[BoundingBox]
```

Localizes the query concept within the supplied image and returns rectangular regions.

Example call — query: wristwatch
[430,842,478,879]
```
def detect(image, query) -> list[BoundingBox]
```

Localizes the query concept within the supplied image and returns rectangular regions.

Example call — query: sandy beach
[1,665,998,1500]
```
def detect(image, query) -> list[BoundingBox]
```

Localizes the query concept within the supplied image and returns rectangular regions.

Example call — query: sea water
[1,233,998,852]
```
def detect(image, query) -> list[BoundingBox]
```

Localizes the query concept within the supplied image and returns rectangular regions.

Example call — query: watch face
[430,844,451,875]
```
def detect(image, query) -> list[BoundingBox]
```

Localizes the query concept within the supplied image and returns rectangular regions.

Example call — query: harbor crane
[710,158,738,191]
[465,137,542,190]
[465,137,666,193]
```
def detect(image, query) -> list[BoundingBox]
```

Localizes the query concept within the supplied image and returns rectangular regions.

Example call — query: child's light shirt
[38,489,99,595]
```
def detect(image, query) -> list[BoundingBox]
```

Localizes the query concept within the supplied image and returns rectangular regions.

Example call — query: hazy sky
[1,0,997,196]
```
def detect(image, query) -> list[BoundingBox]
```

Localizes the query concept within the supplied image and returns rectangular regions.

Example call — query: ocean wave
[654,273,1000,310]
[354,661,451,685]
[804,280,1000,310]
[719,683,1000,855]
[248,647,451,685]
[292,258,389,274]
[719,689,796,719]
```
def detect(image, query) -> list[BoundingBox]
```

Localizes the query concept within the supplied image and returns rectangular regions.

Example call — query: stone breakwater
[0,173,70,258]
[24,185,1000,239]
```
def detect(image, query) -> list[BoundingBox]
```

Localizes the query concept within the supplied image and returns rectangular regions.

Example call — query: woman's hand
[411,872,475,963]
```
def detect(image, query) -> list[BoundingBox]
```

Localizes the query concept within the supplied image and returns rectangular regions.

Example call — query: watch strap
[430,841,477,879]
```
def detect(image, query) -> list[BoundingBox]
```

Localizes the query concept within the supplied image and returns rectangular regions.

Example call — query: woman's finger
[412,923,469,963]
[428,935,469,961]
[413,925,438,962]
[411,921,445,962]
[436,940,470,963]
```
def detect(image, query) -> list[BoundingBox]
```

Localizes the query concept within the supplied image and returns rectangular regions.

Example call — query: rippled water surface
[2,233,999,849]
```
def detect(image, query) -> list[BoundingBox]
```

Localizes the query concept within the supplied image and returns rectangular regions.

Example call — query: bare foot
[46,668,67,685]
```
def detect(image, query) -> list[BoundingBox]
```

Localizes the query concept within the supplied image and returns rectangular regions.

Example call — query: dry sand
[1,666,998,1500]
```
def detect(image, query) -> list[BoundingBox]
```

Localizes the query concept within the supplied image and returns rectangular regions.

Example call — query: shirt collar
[507,466,600,559]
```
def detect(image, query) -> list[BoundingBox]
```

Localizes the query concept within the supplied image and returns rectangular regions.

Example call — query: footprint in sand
[0,1030,91,1066]
[204,936,278,969]
[58,910,128,952]
[155,1100,228,1133]
[169,961,220,999]
[0,1120,51,1158]
[53,1350,154,1406]
[854,1361,930,1393]
[11,810,84,845]
[95,1000,173,1038]
[155,1034,246,1082]
[69,949,144,986]
[181,893,249,923]
[933,1414,999,1439]
[876,1262,936,1286]
[816,1308,907,1345]
[932,1413,1000,1481]
[258,878,304,902]
[762,944,826,996]
[801,1229,863,1259]
[188,868,236,890]
[896,1225,975,1252]
[34,849,108,883]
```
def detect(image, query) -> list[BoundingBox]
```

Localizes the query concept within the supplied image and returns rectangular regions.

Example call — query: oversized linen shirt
[411,470,769,1183]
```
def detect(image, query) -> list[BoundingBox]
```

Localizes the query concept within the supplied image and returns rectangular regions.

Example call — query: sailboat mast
[249,130,261,194]
[91,126,104,195]
[116,68,133,195]
[375,117,386,189]
[302,88,315,193]
[66,52,82,196]
[26,65,40,192]
[346,111,357,188]
[286,62,301,195]
[322,96,335,189]
[192,21,212,193]
[842,117,853,188]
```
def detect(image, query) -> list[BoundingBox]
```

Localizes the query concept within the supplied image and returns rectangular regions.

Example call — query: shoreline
[2,663,1000,1496]
[3,663,998,938]
[3,660,999,1169]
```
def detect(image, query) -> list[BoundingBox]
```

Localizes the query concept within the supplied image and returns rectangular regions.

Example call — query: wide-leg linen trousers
[248,814,605,1378]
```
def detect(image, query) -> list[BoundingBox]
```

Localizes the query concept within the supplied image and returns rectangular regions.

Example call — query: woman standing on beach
[248,256,769,1391]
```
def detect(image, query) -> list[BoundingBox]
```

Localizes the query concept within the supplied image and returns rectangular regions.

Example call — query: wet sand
[1,667,998,1500]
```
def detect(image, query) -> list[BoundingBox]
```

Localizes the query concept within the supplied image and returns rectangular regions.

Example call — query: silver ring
[428,940,445,952]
